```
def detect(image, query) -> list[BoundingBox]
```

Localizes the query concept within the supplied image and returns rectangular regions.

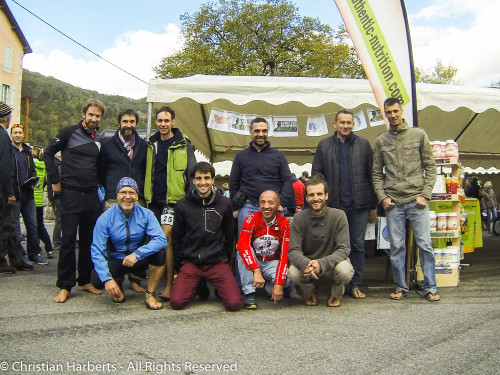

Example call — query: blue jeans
[237,200,260,233]
[486,207,497,231]
[236,200,261,289]
[238,253,295,295]
[12,199,42,259]
[385,200,437,294]
[340,207,369,290]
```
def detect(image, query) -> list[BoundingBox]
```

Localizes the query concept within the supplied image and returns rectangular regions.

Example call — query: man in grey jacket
[373,97,440,302]
[312,109,377,299]
[288,175,354,307]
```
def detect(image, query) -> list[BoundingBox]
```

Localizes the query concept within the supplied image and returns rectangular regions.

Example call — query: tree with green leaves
[415,60,459,85]
[154,0,365,79]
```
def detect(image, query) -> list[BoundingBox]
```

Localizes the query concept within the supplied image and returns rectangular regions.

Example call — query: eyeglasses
[117,191,138,197]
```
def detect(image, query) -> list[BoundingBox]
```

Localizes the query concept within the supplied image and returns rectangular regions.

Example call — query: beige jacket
[373,120,436,205]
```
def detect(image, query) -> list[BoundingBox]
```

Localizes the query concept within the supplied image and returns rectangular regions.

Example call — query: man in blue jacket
[91,177,168,309]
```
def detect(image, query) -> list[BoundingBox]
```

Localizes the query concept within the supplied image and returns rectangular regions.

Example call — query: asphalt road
[1,224,499,375]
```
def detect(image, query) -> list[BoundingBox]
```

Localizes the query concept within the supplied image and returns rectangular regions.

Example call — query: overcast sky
[6,0,500,99]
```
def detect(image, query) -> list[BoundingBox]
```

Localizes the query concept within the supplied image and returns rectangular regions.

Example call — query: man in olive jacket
[372,97,439,302]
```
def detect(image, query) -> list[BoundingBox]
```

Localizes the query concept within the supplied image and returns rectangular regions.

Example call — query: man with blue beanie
[90,177,168,309]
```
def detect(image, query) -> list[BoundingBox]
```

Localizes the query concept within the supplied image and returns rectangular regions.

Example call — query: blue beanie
[116,177,138,194]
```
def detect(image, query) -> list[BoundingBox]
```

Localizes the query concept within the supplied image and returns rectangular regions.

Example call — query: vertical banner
[333,0,417,127]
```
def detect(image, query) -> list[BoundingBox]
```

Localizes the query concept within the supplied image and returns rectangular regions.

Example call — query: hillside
[21,70,148,147]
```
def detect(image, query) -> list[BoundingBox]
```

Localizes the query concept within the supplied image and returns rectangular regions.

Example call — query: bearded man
[98,109,149,293]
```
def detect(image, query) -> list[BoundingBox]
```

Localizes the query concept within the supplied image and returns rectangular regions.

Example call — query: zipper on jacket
[125,220,130,255]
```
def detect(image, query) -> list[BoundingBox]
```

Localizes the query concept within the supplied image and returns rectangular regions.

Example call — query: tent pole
[146,102,152,140]
[199,104,213,163]
[455,113,478,142]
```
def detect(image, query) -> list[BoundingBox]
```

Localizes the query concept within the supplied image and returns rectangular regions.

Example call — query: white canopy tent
[146,75,500,169]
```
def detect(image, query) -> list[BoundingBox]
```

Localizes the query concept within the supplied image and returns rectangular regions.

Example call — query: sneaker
[15,262,34,271]
[29,255,49,265]
[243,293,257,309]
[46,250,54,259]
[0,264,17,274]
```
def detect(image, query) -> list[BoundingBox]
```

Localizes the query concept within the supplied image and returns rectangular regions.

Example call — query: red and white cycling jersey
[237,211,290,286]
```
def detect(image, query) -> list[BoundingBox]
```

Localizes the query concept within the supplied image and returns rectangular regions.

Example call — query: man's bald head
[259,190,279,223]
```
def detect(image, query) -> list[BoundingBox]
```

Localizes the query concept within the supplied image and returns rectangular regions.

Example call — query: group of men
[0,95,440,311]
[0,102,51,275]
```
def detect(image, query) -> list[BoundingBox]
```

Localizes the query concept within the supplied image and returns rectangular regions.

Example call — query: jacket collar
[248,140,270,152]
[333,131,355,143]
[79,121,99,137]
[149,127,185,145]
[389,119,410,134]
[188,188,220,206]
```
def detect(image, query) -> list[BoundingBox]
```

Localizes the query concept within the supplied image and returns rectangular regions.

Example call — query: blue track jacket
[91,204,168,282]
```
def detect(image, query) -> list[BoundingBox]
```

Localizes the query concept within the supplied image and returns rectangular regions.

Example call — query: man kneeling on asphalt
[288,175,354,307]
[169,162,241,311]
[90,177,168,309]
[237,190,301,309]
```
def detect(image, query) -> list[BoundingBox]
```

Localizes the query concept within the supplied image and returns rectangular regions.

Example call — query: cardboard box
[417,264,459,287]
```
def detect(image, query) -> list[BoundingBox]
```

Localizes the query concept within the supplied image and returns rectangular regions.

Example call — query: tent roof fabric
[147,75,500,113]
[147,75,500,168]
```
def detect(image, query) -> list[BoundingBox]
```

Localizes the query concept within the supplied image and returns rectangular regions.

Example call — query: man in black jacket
[98,109,148,292]
[170,162,241,311]
[0,102,26,273]
[312,109,377,299]
[44,99,105,303]
[10,124,45,266]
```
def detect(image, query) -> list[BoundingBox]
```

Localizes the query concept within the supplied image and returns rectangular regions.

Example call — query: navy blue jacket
[44,122,101,192]
[98,131,147,200]
[312,132,377,210]
[11,143,37,201]
[229,142,293,206]
[0,127,14,197]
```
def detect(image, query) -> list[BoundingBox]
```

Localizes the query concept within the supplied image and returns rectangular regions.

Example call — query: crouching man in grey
[288,175,354,307]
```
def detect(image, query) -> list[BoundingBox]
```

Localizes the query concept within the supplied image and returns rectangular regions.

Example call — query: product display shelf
[418,156,462,287]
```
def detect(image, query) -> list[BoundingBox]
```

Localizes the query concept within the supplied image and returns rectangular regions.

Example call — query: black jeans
[0,186,22,266]
[57,189,101,291]
[36,206,53,251]
[90,251,166,288]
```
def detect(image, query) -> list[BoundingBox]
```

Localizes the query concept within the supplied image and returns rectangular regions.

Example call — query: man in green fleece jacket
[288,175,354,307]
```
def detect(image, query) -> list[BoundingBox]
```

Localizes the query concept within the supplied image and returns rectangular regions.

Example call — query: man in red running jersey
[237,190,300,309]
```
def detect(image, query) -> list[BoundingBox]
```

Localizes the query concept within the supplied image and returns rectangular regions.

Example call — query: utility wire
[11,0,148,85]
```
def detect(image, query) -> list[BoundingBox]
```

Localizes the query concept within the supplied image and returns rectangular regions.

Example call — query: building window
[3,46,14,73]
[1,83,15,107]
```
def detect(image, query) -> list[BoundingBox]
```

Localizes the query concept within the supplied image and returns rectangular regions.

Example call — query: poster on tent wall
[272,116,298,137]
[207,108,272,135]
[353,109,368,131]
[334,0,417,127]
[306,115,328,136]
[366,106,385,127]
